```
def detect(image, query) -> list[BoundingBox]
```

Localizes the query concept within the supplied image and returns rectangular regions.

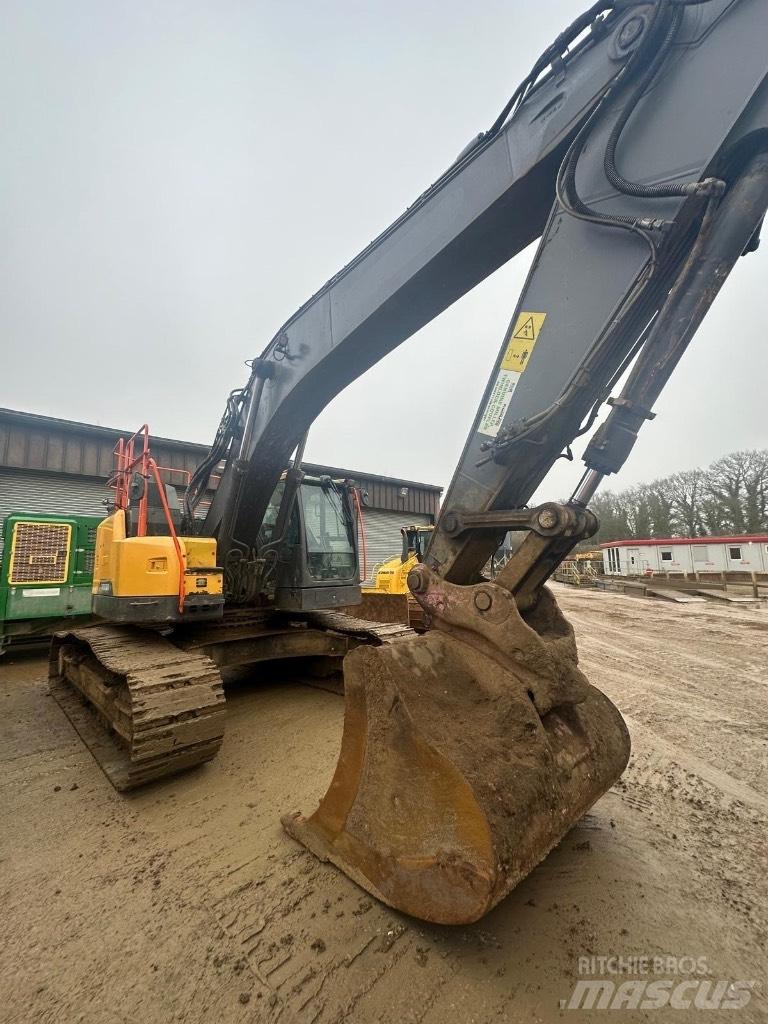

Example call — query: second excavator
[357,524,434,627]
[50,0,768,924]
[367,525,434,597]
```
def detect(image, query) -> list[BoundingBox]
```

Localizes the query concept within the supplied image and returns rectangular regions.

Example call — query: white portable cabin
[601,535,768,576]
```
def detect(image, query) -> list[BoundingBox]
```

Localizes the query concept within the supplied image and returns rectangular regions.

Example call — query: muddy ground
[1,585,766,1023]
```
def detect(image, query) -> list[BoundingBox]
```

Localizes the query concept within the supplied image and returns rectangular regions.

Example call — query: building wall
[602,539,768,576]
[0,409,442,569]
[0,409,440,516]
[0,470,112,557]
[0,410,202,483]
[358,508,432,584]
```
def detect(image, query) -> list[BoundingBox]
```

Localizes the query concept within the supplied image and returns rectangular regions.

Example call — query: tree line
[585,449,768,545]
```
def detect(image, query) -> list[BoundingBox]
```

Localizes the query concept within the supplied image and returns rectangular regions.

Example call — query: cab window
[301,483,356,582]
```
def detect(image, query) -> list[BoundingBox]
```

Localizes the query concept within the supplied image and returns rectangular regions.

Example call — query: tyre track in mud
[2,585,767,1023]
[558,586,768,794]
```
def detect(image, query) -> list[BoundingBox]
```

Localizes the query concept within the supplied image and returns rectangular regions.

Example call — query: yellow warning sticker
[501,311,547,372]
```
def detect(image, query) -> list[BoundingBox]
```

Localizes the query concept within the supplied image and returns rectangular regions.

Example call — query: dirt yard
[1,586,766,1023]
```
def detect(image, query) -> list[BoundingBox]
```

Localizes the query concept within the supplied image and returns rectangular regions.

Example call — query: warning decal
[501,311,546,372]
[478,369,519,438]
[478,311,547,437]
[514,316,537,340]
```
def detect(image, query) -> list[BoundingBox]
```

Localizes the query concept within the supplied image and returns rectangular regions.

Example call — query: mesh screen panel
[9,522,71,585]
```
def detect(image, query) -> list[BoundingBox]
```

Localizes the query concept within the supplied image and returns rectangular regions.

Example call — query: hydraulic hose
[602,5,725,200]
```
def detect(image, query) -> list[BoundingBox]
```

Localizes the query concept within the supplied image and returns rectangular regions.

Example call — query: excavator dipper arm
[213,0,768,923]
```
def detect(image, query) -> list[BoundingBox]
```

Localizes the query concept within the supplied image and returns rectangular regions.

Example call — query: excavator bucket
[284,574,630,925]
[349,591,411,627]
[348,591,427,632]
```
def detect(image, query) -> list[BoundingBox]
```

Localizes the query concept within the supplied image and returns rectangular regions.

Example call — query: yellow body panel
[93,510,127,593]
[182,536,223,599]
[367,525,434,595]
[93,510,222,600]
[366,552,418,595]
[183,537,218,569]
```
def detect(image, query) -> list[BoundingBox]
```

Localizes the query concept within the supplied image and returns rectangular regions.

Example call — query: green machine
[0,513,102,655]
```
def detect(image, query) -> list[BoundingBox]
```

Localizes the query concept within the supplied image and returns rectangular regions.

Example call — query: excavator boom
[204,0,768,591]
[279,0,768,923]
[51,0,768,924]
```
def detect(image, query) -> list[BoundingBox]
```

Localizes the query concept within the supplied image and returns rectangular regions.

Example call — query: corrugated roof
[300,462,441,492]
[0,406,206,450]
[0,406,442,493]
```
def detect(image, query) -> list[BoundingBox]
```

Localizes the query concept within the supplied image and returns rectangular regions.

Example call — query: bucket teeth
[283,585,630,925]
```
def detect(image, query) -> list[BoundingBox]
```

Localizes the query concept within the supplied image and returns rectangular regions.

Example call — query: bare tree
[646,479,675,536]
[667,468,707,536]
[706,453,748,532]
[588,491,629,544]
[580,449,768,542]
[742,450,768,532]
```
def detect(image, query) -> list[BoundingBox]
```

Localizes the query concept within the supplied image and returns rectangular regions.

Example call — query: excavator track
[49,624,225,791]
[48,610,412,792]
[306,609,416,644]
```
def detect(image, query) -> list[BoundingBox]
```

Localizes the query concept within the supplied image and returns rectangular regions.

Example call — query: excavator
[367,525,434,597]
[49,0,768,925]
[360,524,434,627]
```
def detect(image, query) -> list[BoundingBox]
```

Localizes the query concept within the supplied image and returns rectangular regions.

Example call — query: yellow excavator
[49,0,768,925]
[358,524,434,628]
[367,525,434,596]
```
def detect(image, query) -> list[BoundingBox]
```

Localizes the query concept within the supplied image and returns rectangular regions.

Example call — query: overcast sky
[2,0,766,501]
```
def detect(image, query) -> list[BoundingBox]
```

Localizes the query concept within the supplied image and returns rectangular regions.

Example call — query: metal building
[0,408,441,581]
[601,536,768,576]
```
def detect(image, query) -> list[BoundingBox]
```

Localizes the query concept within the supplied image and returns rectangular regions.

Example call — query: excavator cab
[399,524,432,565]
[263,475,361,611]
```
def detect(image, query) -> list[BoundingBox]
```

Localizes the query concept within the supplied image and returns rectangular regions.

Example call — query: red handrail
[108,425,187,613]
[352,487,367,581]
[148,456,186,613]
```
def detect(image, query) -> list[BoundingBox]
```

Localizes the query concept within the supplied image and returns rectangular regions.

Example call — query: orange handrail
[352,487,367,581]
[148,456,186,613]
[108,425,187,613]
